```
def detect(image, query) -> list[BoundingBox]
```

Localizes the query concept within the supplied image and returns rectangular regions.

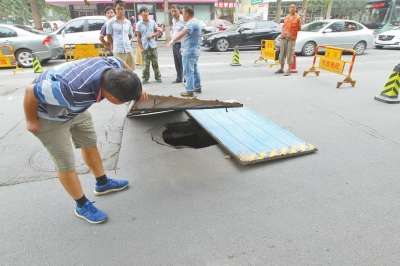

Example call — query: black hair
[104,6,114,14]
[139,6,149,14]
[183,6,194,16]
[103,69,142,102]
[114,0,125,8]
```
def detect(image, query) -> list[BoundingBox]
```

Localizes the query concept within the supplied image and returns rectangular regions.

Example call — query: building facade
[45,0,217,23]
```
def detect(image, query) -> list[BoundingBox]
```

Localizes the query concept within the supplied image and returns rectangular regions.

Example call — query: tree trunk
[301,0,308,23]
[29,0,42,30]
[325,0,333,19]
[275,0,282,23]
[163,0,171,41]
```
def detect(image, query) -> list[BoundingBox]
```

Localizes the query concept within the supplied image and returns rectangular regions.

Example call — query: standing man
[99,6,115,51]
[168,7,202,97]
[23,56,147,224]
[136,7,162,84]
[170,5,185,84]
[276,4,301,76]
[106,1,135,70]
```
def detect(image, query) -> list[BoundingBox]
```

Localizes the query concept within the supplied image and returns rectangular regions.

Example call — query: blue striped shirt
[33,57,123,121]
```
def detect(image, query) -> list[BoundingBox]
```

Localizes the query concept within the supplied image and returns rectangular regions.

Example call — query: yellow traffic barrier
[303,45,357,88]
[254,40,279,67]
[0,45,21,74]
[64,44,108,61]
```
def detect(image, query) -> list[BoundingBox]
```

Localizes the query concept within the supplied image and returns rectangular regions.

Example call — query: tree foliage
[0,0,70,25]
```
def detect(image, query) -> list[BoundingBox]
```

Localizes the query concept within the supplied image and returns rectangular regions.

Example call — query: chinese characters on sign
[215,2,238,8]
[263,40,276,61]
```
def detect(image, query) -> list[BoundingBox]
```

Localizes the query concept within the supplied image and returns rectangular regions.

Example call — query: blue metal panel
[186,108,317,165]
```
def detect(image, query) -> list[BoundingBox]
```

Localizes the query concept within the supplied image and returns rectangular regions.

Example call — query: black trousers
[172,42,183,82]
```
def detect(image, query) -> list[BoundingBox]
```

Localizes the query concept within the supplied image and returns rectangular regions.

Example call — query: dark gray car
[0,24,63,68]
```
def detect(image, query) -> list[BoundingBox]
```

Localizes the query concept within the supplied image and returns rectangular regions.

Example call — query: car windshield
[302,21,330,32]
[14,24,44,34]
[360,4,389,29]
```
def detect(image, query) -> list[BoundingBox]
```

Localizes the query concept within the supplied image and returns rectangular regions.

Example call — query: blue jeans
[182,54,201,92]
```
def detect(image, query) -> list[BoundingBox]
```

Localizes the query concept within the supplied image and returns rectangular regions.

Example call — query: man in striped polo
[23,56,147,224]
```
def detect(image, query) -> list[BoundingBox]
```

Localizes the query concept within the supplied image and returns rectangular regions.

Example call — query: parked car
[54,16,106,46]
[202,20,281,52]
[375,26,400,49]
[0,24,63,67]
[276,19,374,56]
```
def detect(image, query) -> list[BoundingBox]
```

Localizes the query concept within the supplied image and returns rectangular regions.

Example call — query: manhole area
[162,119,217,149]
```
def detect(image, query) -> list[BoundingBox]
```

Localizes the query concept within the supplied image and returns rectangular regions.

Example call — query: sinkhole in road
[162,119,217,149]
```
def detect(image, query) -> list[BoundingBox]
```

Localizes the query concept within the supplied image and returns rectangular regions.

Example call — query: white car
[375,27,400,49]
[54,16,106,47]
[277,19,374,56]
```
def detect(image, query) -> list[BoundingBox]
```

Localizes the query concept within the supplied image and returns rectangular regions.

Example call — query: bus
[360,0,400,33]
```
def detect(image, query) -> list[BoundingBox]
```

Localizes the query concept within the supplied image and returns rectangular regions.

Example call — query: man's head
[170,5,180,18]
[104,6,115,20]
[140,7,150,21]
[289,4,297,15]
[101,69,142,104]
[182,7,194,22]
[115,0,125,19]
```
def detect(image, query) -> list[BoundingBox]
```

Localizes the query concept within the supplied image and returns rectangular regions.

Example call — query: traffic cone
[290,54,298,73]
[374,64,400,104]
[231,46,241,66]
[32,57,43,73]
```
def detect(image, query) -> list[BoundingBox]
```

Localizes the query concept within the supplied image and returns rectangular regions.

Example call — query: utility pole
[275,0,282,23]
[29,0,42,30]
[164,0,171,41]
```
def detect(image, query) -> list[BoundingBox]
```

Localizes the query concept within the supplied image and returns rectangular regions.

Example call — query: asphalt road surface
[1,46,400,265]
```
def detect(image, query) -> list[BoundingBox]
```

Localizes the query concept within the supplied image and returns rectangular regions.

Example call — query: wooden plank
[187,108,317,165]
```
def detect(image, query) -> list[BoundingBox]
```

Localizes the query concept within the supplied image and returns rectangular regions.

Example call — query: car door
[236,22,256,47]
[341,21,365,48]
[87,19,106,44]
[246,21,276,47]
[320,21,347,47]
[61,19,86,45]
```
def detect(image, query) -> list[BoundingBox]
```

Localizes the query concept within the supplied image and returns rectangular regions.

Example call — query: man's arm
[23,85,40,133]
[106,21,113,50]
[136,31,143,50]
[167,28,189,47]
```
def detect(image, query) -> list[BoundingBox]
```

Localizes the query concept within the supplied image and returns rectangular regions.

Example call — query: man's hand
[166,40,174,48]
[138,90,149,102]
[26,119,40,134]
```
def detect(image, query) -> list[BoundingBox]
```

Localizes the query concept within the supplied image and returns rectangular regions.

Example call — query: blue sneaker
[94,178,129,196]
[74,201,108,224]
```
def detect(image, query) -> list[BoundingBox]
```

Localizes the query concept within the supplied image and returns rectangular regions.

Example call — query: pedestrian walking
[99,6,115,51]
[276,4,301,76]
[136,7,162,84]
[168,7,202,97]
[23,57,147,224]
[106,0,135,70]
[170,5,185,83]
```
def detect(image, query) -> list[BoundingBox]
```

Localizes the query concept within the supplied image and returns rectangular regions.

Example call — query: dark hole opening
[162,119,217,149]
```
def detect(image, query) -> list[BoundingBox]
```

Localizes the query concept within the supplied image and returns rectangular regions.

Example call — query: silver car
[0,24,64,67]
[277,19,374,56]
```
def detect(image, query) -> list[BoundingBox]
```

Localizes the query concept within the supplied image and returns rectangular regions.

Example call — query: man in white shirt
[170,5,185,83]
[106,0,135,70]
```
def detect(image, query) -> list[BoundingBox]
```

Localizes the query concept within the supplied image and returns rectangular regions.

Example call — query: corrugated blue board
[186,108,317,165]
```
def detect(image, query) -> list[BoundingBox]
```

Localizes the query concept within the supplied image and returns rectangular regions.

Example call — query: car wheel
[354,41,366,55]
[15,49,33,68]
[215,38,229,52]
[302,41,316,56]
[375,45,383,49]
